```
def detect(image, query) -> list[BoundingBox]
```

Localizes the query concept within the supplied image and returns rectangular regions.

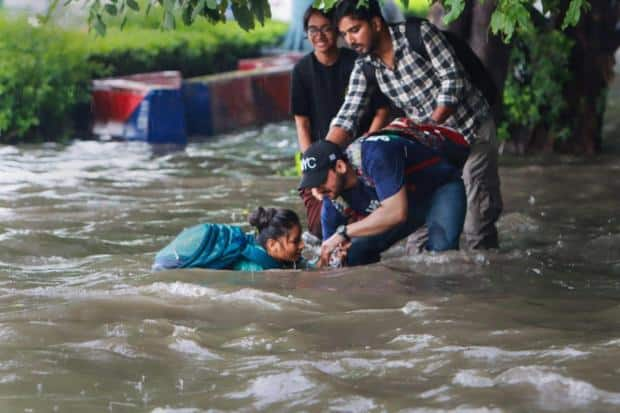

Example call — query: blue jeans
[346,179,466,266]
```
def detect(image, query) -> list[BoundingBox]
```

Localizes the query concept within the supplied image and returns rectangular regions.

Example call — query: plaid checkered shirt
[331,21,490,143]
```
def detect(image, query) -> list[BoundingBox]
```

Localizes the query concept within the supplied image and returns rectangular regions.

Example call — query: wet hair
[303,6,331,32]
[331,0,383,26]
[249,207,301,248]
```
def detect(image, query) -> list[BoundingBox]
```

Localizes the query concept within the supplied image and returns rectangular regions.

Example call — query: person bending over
[324,0,503,250]
[291,5,390,238]
[299,135,466,266]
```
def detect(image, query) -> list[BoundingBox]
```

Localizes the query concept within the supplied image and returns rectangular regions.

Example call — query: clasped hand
[318,233,351,267]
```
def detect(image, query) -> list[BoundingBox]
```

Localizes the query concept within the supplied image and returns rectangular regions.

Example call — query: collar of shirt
[363,23,408,70]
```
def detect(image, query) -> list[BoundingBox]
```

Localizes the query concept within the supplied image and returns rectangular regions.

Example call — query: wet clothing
[321,134,466,265]
[322,179,380,240]
[407,117,503,251]
[347,179,465,265]
[291,48,389,238]
[153,223,310,272]
[330,21,502,249]
[462,117,503,249]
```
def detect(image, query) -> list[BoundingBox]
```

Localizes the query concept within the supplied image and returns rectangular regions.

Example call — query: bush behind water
[0,17,103,143]
[89,20,287,78]
[0,14,286,143]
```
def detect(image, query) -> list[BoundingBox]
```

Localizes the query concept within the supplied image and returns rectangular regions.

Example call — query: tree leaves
[231,1,255,30]
[249,0,271,26]
[104,4,118,16]
[52,0,590,38]
[491,0,535,41]
[126,0,140,11]
[442,0,466,24]
[562,0,590,29]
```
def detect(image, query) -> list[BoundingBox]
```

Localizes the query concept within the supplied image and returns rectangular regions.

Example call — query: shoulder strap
[361,60,376,90]
[403,17,429,60]
[402,17,497,106]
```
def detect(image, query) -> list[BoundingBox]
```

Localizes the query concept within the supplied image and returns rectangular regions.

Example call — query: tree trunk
[430,0,619,155]
[553,0,619,154]
[428,0,510,119]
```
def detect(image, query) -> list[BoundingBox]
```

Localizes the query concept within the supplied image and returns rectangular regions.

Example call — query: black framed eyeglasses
[306,25,336,38]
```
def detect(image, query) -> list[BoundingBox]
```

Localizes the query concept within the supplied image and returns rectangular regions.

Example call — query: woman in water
[236,206,308,271]
[153,207,319,271]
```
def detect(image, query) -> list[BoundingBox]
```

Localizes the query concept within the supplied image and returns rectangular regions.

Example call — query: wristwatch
[336,225,350,241]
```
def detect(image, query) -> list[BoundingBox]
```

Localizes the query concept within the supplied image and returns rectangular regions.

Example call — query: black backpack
[362,17,498,106]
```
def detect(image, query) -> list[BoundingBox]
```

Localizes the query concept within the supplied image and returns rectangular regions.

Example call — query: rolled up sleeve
[330,61,371,135]
[421,22,465,107]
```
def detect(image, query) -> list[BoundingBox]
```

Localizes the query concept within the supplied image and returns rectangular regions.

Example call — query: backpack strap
[400,17,497,106]
[402,17,429,60]
[361,60,375,85]
[362,18,425,88]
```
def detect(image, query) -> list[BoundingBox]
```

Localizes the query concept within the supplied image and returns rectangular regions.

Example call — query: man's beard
[351,33,377,57]
[331,172,347,199]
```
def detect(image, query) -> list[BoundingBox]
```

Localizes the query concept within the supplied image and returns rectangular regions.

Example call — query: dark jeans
[346,179,466,266]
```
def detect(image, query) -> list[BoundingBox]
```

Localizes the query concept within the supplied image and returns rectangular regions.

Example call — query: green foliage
[0,12,286,142]
[490,0,534,42]
[498,30,574,141]
[442,0,466,24]
[54,0,589,41]
[56,0,270,32]
[88,21,287,78]
[561,0,590,29]
[0,16,104,143]
[438,0,589,39]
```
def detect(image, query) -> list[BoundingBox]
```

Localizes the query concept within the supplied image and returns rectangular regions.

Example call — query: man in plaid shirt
[324,0,503,250]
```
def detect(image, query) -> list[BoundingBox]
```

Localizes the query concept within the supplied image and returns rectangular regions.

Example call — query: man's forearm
[430,105,455,125]
[346,188,408,238]
[367,107,390,134]
[325,126,352,148]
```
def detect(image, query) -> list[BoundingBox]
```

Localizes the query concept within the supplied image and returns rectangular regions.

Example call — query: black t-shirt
[290,48,388,143]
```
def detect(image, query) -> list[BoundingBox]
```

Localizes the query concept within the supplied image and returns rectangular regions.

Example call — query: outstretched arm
[325,126,352,147]
[328,62,371,147]
[320,187,408,262]
[367,106,391,134]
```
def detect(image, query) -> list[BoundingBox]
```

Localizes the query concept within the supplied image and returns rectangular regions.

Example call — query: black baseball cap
[298,140,344,189]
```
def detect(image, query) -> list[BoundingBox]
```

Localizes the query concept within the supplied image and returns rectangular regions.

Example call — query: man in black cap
[299,135,467,266]
[325,0,503,251]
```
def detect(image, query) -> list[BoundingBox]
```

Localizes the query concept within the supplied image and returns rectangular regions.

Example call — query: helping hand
[320,233,351,265]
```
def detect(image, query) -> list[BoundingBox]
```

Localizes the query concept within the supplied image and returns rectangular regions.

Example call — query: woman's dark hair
[249,207,300,248]
[303,6,331,32]
[331,0,383,26]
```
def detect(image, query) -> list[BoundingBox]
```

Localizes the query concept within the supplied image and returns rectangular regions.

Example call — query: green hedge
[0,15,286,143]
[88,21,287,78]
[0,17,102,143]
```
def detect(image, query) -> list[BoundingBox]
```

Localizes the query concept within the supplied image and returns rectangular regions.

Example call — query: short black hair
[302,6,331,32]
[331,0,383,26]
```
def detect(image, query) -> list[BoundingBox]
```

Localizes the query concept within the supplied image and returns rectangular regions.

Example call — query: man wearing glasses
[291,6,390,239]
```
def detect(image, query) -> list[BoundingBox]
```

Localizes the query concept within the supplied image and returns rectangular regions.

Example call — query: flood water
[1,112,619,411]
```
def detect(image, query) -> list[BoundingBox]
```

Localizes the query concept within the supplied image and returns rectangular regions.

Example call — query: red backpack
[365,118,470,169]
